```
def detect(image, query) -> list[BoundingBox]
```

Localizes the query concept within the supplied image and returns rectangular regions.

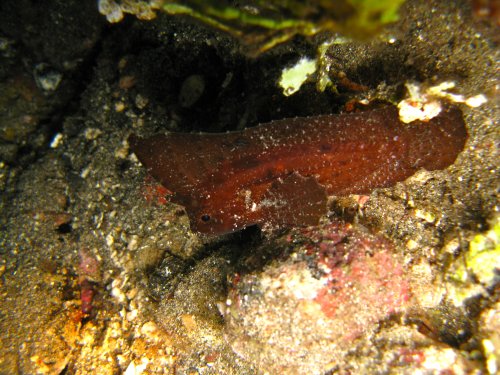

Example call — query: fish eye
[201,214,211,222]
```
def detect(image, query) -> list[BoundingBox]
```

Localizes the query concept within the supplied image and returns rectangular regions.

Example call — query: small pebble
[179,74,205,108]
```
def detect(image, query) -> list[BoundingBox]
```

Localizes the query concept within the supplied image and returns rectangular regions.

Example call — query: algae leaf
[160,0,406,54]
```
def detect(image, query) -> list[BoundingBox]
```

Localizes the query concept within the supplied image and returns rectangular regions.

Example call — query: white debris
[483,338,499,375]
[98,0,160,23]
[465,94,488,107]
[279,57,317,96]
[50,133,63,148]
[398,81,488,123]
[98,0,124,23]
[124,359,148,375]
[398,99,442,123]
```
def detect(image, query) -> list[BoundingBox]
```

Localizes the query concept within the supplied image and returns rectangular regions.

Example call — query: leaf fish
[129,105,467,235]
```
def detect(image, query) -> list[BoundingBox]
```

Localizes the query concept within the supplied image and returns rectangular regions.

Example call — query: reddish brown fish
[129,105,467,235]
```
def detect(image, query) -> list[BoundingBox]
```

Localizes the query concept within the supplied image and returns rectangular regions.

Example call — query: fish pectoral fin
[261,172,328,228]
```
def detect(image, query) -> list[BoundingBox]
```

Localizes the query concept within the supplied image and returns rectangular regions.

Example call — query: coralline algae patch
[224,222,412,374]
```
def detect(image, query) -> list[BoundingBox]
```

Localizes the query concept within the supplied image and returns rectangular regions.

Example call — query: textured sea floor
[0,0,498,374]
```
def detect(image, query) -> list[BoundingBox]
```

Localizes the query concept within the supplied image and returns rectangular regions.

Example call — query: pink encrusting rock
[78,248,101,315]
[224,222,412,374]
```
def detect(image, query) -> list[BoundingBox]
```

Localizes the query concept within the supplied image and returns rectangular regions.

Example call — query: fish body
[129,105,467,235]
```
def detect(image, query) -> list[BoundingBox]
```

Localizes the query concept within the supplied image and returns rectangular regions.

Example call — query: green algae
[102,0,406,54]
[447,216,500,305]
[455,216,500,286]
[162,0,405,53]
